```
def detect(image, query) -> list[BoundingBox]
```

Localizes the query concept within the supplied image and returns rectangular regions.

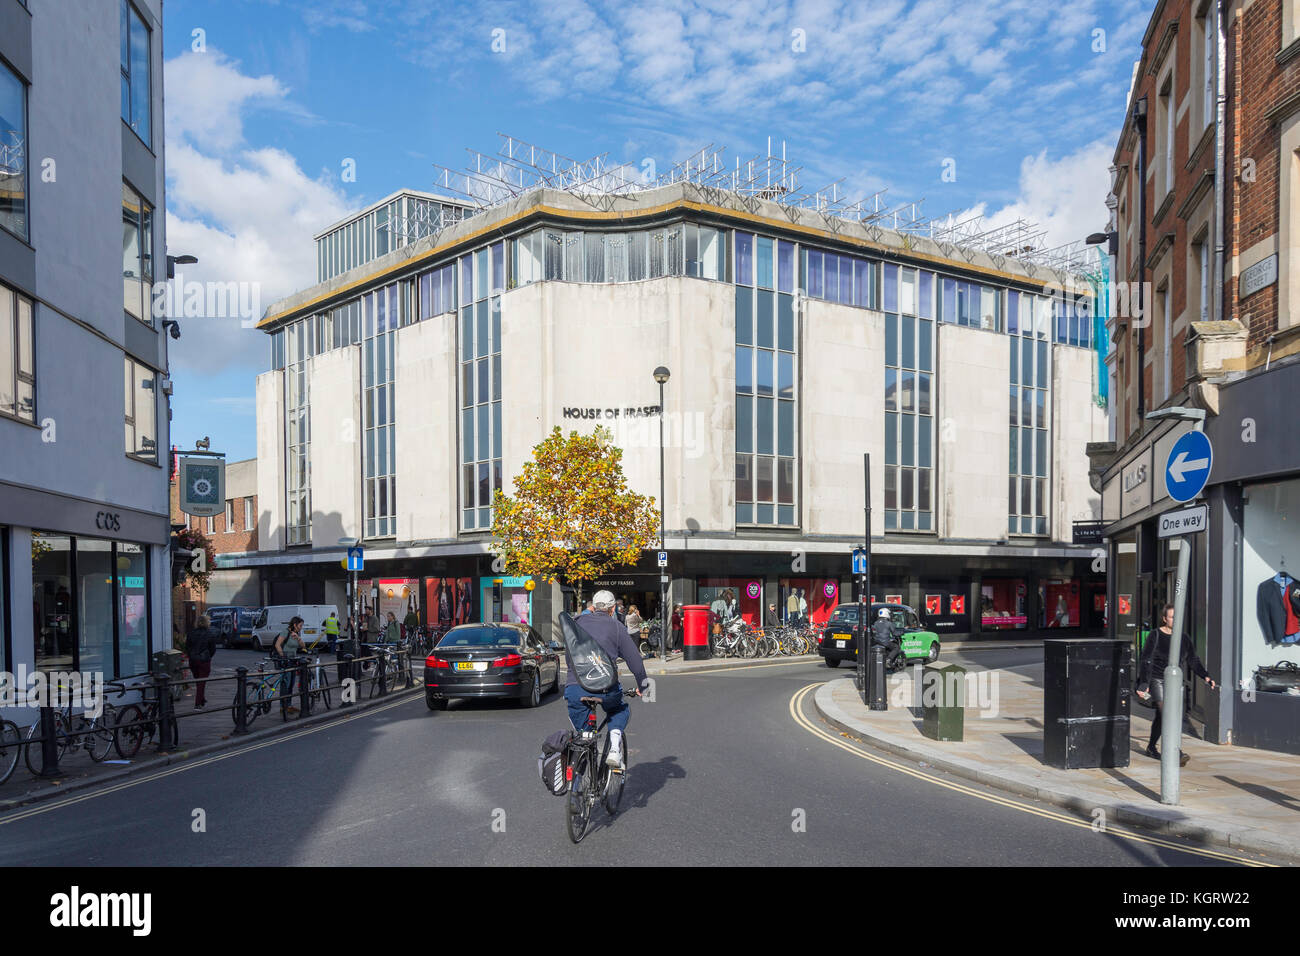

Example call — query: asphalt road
[0,647,1262,866]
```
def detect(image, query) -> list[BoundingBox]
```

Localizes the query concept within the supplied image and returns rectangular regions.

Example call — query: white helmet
[592,590,617,610]
[878,607,891,618]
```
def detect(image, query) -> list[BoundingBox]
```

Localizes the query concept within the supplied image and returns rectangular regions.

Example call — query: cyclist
[871,606,902,670]
[565,590,649,770]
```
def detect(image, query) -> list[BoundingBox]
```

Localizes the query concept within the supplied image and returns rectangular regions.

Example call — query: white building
[248,159,1109,640]
[0,0,171,687]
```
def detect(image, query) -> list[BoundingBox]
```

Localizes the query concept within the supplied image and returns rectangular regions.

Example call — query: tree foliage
[492,427,659,597]
[175,526,217,593]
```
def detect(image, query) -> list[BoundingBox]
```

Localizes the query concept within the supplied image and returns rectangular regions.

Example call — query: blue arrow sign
[1165,431,1213,503]
[347,546,364,572]
[851,548,868,575]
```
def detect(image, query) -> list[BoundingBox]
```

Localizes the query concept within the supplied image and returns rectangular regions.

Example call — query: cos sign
[95,511,122,532]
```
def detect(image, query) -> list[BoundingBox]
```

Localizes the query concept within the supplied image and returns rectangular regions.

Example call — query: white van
[250,605,339,652]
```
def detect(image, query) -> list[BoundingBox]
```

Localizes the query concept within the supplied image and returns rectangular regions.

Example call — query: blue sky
[163,0,1155,462]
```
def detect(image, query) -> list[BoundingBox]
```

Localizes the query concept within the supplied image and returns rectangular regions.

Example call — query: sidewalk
[637,639,1042,676]
[0,660,422,812]
[814,670,1300,863]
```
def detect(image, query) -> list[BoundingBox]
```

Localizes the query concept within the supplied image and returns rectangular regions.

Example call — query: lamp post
[1143,405,1207,805]
[653,366,671,660]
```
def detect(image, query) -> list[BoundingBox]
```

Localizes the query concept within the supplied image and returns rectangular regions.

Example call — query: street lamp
[653,366,670,660]
[1142,406,1207,804]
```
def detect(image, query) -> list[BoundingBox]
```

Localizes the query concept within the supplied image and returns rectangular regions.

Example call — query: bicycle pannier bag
[537,729,573,795]
[558,612,618,693]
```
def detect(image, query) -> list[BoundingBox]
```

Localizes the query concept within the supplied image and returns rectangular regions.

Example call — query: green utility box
[152,648,185,678]
[921,662,966,742]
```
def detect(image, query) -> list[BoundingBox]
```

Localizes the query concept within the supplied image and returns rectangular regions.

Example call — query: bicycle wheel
[0,720,20,785]
[235,683,261,730]
[24,712,69,776]
[566,753,594,844]
[602,733,627,816]
[83,713,115,762]
[114,704,145,758]
[314,670,333,710]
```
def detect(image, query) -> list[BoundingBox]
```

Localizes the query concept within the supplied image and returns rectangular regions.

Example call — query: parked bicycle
[115,681,180,757]
[232,657,296,730]
[565,687,638,844]
[21,680,125,774]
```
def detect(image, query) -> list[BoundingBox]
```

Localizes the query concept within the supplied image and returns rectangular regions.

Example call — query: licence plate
[455,662,485,671]
[836,640,846,649]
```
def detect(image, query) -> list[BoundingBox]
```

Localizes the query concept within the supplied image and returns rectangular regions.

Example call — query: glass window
[777,294,794,351]
[807,250,823,299]
[122,183,154,324]
[883,264,898,312]
[124,358,156,462]
[736,291,753,345]
[78,538,114,675]
[32,532,73,673]
[736,233,754,286]
[0,286,35,421]
[121,1,151,146]
[777,241,794,292]
[756,397,773,455]
[756,291,774,348]
[757,236,774,289]
[736,395,753,453]
[0,62,27,240]
[756,350,773,397]
[756,456,774,503]
[777,352,793,399]
[736,347,752,394]
[777,401,794,456]
[885,313,898,366]
[735,455,752,502]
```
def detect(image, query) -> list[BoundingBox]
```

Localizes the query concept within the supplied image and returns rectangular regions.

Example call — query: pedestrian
[625,604,643,638]
[385,611,400,643]
[670,604,683,651]
[786,590,799,625]
[185,614,219,709]
[274,616,307,715]
[366,609,381,644]
[615,601,627,625]
[403,605,420,637]
[765,602,780,628]
[1137,604,1217,765]
[324,611,340,654]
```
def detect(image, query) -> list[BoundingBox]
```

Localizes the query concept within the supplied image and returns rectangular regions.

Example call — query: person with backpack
[186,614,219,709]
[563,590,650,770]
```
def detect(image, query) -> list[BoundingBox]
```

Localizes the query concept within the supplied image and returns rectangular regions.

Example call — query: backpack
[558,611,619,693]
[537,729,574,796]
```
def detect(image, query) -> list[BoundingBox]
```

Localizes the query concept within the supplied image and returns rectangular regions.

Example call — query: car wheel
[522,672,541,708]
[927,641,940,662]
[825,658,840,668]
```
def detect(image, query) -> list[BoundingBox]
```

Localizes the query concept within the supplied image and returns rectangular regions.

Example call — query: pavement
[0,654,422,811]
[639,638,1042,676]
[814,667,1300,864]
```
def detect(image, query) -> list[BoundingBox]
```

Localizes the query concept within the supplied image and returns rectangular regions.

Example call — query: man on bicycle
[565,590,649,770]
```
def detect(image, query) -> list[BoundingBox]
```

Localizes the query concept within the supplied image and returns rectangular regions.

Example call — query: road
[0,647,1263,866]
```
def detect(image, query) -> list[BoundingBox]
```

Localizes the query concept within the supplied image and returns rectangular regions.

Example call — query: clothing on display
[1256,572,1300,646]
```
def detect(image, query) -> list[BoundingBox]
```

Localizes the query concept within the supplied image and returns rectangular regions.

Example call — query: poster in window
[886,594,903,605]
[949,594,965,615]
[1118,594,1132,616]
[925,594,942,616]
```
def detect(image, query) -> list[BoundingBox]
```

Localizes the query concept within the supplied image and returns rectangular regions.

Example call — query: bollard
[234,666,249,735]
[299,659,311,718]
[378,651,389,697]
[340,655,354,708]
[37,706,61,777]
[156,674,176,752]
[867,644,888,711]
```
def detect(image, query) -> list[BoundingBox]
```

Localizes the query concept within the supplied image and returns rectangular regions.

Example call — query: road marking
[788,683,1271,867]
[0,696,414,826]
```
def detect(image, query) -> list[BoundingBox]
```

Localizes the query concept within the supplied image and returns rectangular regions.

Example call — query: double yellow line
[0,696,413,826]
[787,683,1270,867]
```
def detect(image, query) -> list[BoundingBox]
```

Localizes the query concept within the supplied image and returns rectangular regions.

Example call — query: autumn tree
[492,426,660,606]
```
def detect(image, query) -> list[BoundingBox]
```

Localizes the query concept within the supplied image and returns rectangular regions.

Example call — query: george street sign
[1158,504,1208,538]
[1164,430,1213,504]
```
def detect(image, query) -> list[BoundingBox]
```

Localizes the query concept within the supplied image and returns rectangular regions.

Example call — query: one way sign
[1165,431,1213,504]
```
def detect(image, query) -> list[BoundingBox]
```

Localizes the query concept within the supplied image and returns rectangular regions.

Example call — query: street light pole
[654,366,671,660]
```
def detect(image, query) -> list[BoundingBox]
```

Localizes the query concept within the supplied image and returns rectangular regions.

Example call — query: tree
[492,426,660,605]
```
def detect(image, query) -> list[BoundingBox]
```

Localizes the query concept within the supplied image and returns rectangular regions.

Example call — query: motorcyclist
[871,607,903,670]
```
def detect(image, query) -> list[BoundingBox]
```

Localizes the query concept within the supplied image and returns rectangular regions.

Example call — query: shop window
[1242,478,1300,693]
[778,579,838,625]
[32,532,74,672]
[426,577,476,631]
[980,578,1028,631]
[698,578,762,627]
[1039,578,1081,629]
[117,542,149,676]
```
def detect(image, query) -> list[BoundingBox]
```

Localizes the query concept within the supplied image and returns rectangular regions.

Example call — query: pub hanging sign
[178,456,225,518]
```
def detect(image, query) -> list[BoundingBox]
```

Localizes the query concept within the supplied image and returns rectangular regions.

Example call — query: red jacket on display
[1257,574,1300,646]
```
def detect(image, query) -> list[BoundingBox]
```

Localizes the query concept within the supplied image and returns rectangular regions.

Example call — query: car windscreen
[827,607,859,625]
[436,628,521,648]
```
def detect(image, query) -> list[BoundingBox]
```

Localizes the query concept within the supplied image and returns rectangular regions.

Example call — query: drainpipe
[1134,96,1148,425]
[1213,0,1227,327]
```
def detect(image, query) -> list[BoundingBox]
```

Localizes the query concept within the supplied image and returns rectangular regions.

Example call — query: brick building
[1091,0,1300,753]
[170,457,259,635]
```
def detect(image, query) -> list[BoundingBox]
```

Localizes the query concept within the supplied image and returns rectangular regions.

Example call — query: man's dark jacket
[565,611,649,691]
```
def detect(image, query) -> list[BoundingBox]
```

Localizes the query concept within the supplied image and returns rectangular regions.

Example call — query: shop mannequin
[1257,568,1300,646]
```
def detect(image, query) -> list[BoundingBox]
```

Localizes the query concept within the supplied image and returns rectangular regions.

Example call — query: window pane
[901,467,914,510]
[918,470,931,511]
[736,232,753,286]
[777,400,794,456]
[756,397,773,455]
[885,368,897,411]
[777,293,794,350]
[756,349,773,397]
[807,250,823,298]
[901,414,914,467]
[736,292,752,345]
[885,413,897,465]
[736,395,753,453]
[777,352,793,399]
[0,291,13,416]
[493,402,502,458]
[917,373,930,416]
[1009,427,1019,473]
[883,264,898,312]
[778,458,794,505]
[756,456,774,503]
[917,416,931,468]
[476,301,489,357]
[777,241,793,292]
[736,346,753,394]
[1009,476,1018,514]
[1036,429,1047,478]
[918,319,932,372]
[885,469,897,510]
[885,313,898,367]
[919,271,933,318]
[901,314,915,368]
[900,370,914,412]
[756,291,774,348]
[0,63,28,239]
[756,236,773,289]
[77,538,114,675]
[477,357,488,404]
[736,455,752,502]
[479,462,490,507]
[129,9,151,145]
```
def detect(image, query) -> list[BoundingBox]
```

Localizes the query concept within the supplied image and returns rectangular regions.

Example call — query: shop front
[479,575,536,626]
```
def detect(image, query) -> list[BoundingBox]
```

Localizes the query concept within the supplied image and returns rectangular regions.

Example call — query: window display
[698,578,761,626]
[1242,478,1300,693]
[1040,578,1081,629]
[426,577,475,631]
[777,578,837,625]
[981,578,1028,630]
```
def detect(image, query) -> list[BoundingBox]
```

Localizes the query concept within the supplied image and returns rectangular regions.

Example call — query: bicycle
[230,657,294,731]
[0,716,19,785]
[564,687,638,844]
[114,682,180,758]
[304,656,333,711]
[22,680,122,774]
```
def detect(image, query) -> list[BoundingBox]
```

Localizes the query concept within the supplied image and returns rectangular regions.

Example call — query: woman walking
[274,616,307,716]
[185,614,219,709]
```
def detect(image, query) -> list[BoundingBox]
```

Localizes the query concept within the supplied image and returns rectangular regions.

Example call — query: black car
[425,623,562,711]
[818,602,940,668]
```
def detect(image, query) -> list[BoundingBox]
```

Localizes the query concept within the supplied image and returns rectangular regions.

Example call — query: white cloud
[979,139,1115,252]
[164,51,354,377]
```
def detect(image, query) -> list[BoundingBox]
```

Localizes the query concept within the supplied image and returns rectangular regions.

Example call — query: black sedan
[424,623,562,710]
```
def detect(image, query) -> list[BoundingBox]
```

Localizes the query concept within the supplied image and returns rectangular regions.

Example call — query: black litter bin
[1043,638,1131,769]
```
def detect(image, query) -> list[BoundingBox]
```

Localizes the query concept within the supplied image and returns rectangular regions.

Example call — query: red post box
[682,604,712,661]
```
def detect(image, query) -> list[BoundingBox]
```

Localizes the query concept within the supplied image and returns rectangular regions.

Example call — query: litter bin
[1043,638,1131,769]
[152,648,187,703]
[921,662,965,741]
[681,605,712,661]
[336,639,358,683]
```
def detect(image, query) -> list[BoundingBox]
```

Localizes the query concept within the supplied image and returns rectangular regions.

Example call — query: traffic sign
[851,548,867,575]
[1164,431,1213,503]
[1158,504,1208,538]
[657,551,668,568]
[347,546,364,572]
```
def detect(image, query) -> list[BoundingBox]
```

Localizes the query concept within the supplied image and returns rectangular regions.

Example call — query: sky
[162,0,1155,462]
